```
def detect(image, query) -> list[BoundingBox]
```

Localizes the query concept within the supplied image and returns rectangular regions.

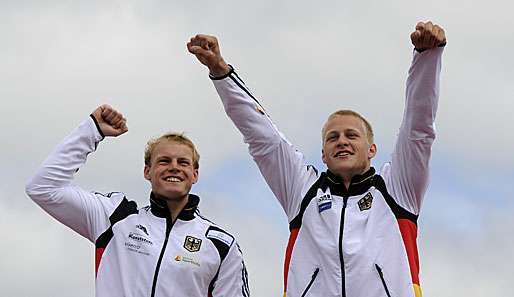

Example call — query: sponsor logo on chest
[136,224,149,235]
[316,189,333,213]
[123,225,153,256]
[128,232,153,245]
[174,255,201,267]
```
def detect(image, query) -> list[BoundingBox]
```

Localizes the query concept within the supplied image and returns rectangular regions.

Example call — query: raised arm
[25,105,129,241]
[382,22,446,214]
[188,35,318,220]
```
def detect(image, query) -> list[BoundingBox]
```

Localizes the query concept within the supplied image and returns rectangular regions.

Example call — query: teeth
[336,152,350,157]
[165,177,181,182]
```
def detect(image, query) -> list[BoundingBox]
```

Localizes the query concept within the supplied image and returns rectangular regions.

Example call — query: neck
[167,196,189,222]
[152,192,189,222]
[332,165,372,190]
[342,176,352,190]
[338,172,356,189]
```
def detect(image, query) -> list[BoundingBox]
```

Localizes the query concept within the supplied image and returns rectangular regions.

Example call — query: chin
[331,161,354,171]
[155,188,188,201]
[331,164,362,177]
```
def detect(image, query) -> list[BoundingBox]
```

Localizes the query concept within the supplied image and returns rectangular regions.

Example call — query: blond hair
[322,110,374,144]
[144,133,200,169]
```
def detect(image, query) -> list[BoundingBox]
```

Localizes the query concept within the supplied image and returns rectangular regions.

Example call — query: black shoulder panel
[289,175,327,230]
[307,165,319,176]
[96,228,113,249]
[372,175,418,224]
[95,197,138,249]
[94,191,123,198]
[109,197,138,226]
[205,225,234,264]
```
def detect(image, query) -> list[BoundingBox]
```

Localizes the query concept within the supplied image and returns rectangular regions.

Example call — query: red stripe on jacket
[283,228,300,291]
[397,219,420,285]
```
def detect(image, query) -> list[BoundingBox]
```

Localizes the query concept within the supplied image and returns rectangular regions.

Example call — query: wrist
[89,114,105,139]
[209,60,230,77]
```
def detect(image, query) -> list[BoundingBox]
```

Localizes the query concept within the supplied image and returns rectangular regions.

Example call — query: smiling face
[321,114,376,181]
[144,140,199,202]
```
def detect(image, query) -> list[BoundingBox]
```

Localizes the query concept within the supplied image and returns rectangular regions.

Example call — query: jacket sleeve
[381,47,444,215]
[211,242,250,297]
[25,116,124,242]
[212,70,318,221]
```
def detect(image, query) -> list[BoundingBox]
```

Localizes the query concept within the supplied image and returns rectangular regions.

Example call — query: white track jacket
[26,117,250,297]
[211,47,443,297]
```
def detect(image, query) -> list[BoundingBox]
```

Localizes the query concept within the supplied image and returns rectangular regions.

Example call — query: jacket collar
[325,167,376,196]
[149,193,199,220]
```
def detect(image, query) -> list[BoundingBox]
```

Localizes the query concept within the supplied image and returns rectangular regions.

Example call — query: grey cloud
[420,213,514,295]
[1,1,513,296]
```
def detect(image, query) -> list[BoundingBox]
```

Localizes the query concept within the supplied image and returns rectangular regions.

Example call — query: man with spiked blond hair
[26,104,250,297]
[189,21,446,297]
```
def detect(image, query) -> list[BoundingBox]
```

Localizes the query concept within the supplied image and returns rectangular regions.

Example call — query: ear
[144,165,151,181]
[321,149,327,165]
[192,169,199,184]
[368,143,377,159]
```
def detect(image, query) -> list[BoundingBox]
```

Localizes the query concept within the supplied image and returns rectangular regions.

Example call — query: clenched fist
[187,34,231,77]
[91,104,128,137]
[411,21,446,52]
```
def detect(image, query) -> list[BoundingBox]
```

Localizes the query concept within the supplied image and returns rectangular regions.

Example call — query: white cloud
[0,201,94,297]
[420,212,514,296]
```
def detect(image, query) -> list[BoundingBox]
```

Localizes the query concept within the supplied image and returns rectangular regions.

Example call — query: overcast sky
[1,1,513,296]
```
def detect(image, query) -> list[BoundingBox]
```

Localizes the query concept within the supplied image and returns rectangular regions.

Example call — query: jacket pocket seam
[300,267,320,297]
[375,264,393,297]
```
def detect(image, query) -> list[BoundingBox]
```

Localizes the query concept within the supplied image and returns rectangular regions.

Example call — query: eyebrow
[155,155,192,161]
[325,128,361,138]
[345,128,360,134]
[324,131,339,140]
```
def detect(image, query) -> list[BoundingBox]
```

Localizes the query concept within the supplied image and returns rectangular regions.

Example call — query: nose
[167,160,181,172]
[336,135,350,147]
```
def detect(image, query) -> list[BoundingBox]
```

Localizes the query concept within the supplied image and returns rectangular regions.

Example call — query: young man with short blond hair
[144,133,201,170]
[189,21,446,297]
[26,104,250,297]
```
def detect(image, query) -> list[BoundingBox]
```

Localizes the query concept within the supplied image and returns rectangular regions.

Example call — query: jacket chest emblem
[184,236,202,252]
[358,192,373,211]
[316,189,333,213]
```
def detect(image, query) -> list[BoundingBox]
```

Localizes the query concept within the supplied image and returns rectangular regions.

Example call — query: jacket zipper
[375,264,392,297]
[151,216,174,297]
[339,196,348,297]
[300,268,320,297]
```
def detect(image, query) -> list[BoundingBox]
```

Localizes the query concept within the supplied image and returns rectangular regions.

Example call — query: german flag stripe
[283,228,300,293]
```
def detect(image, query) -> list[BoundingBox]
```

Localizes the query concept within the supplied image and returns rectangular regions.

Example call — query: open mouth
[164,176,183,182]
[334,151,353,158]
